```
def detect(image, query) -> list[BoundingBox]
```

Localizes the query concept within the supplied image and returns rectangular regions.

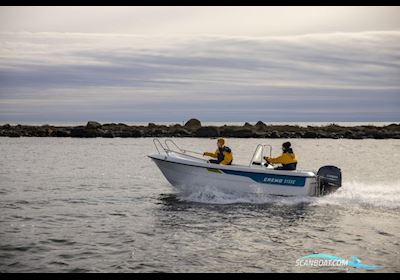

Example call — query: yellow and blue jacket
[265,148,297,169]
[204,146,233,165]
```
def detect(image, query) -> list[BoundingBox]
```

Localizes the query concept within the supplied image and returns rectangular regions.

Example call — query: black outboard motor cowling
[317,165,342,196]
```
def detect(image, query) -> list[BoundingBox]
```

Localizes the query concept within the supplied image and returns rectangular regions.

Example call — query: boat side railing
[153,138,167,155]
[155,138,274,165]
[153,138,206,161]
[164,139,184,153]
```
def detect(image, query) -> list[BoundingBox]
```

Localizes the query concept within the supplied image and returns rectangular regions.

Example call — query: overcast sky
[0,6,399,123]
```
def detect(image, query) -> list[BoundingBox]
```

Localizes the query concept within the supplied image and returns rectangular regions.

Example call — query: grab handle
[164,139,203,156]
[153,138,167,154]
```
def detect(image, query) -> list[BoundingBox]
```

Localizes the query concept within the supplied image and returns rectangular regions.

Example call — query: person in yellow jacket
[264,142,297,170]
[203,138,233,165]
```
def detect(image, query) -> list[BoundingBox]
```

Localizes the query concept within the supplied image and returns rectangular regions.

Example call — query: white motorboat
[148,139,342,197]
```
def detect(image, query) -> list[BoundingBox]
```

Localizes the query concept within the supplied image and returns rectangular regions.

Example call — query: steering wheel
[263,157,271,167]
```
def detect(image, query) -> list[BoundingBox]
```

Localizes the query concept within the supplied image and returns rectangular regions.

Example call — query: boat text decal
[221,170,306,187]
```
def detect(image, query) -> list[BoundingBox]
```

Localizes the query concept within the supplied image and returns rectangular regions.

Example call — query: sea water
[0,137,399,272]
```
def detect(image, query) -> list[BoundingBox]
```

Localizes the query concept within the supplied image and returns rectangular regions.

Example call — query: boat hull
[149,154,317,197]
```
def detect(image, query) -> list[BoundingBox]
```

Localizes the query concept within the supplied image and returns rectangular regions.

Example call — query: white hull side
[150,155,316,197]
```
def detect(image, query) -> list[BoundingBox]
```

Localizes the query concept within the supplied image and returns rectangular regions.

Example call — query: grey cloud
[0,31,399,122]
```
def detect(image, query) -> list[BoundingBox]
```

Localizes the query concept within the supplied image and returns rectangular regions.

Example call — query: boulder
[114,129,142,138]
[234,128,254,138]
[316,131,329,138]
[35,128,51,137]
[103,132,115,138]
[281,132,290,138]
[153,129,168,136]
[184,118,201,129]
[102,123,117,127]
[270,131,281,138]
[133,129,144,137]
[195,127,219,137]
[7,131,22,137]
[243,122,253,128]
[351,133,364,139]
[344,130,353,138]
[51,129,71,137]
[253,131,268,138]
[71,127,98,138]
[372,130,386,139]
[171,124,183,128]
[255,121,267,131]
[101,123,133,132]
[303,131,318,138]
[384,123,400,131]
[86,121,102,129]
[294,131,304,138]
[361,128,378,138]
[171,128,192,137]
[392,133,400,139]
[220,127,237,137]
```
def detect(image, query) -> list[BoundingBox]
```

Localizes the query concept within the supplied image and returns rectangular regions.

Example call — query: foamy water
[0,137,399,272]
[176,181,400,210]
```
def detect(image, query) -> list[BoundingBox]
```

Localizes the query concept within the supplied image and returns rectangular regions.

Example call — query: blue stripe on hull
[220,169,306,187]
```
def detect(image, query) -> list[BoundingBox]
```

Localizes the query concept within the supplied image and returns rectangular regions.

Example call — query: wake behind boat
[148,139,342,197]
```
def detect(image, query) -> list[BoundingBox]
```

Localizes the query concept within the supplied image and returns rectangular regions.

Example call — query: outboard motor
[316,165,342,196]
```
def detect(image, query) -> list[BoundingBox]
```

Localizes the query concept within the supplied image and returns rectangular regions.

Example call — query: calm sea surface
[0,137,399,272]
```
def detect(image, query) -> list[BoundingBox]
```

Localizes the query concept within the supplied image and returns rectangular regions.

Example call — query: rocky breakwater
[1,119,400,139]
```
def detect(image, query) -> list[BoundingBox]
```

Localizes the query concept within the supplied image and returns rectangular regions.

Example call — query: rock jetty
[1,119,399,139]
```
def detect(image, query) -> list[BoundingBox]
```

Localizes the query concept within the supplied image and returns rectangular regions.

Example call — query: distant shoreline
[1,119,399,139]
[0,121,397,127]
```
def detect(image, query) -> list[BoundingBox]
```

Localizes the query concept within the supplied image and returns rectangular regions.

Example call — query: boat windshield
[253,145,263,163]
[249,144,272,166]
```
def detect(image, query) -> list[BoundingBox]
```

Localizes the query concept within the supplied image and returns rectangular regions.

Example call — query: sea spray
[314,181,400,210]
[175,181,400,210]
[176,184,315,205]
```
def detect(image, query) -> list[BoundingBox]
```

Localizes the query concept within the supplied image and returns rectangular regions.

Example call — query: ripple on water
[1,138,399,272]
